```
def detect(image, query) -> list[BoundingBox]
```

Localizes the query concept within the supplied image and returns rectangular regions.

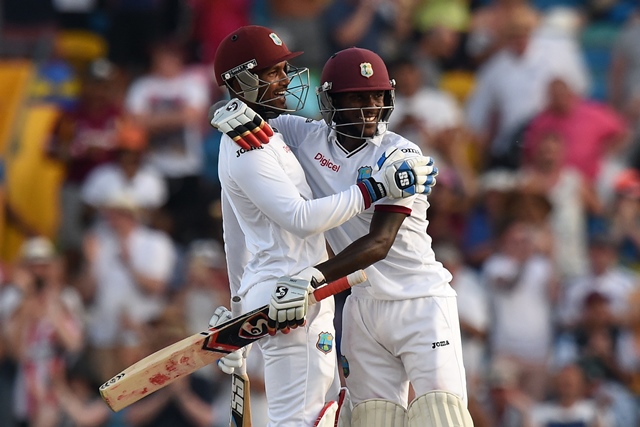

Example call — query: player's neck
[336,133,366,153]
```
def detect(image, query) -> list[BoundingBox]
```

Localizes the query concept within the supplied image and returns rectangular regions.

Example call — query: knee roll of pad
[407,391,474,427]
[351,399,407,427]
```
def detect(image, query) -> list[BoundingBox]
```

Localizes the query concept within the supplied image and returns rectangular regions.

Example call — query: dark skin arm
[315,210,407,282]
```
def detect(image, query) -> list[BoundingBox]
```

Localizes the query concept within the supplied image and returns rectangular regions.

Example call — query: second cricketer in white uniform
[209,27,438,427]
[219,47,474,427]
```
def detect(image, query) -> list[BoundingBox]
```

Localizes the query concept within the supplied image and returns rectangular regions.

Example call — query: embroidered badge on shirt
[357,166,373,183]
[316,332,334,354]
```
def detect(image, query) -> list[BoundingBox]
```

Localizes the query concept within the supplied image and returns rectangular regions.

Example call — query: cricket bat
[230,295,251,427]
[100,270,367,412]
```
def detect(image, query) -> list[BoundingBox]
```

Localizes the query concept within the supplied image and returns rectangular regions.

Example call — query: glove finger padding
[268,276,312,334]
[209,99,273,150]
[382,155,438,198]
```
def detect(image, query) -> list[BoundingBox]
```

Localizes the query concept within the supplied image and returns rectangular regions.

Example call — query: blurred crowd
[1,0,640,426]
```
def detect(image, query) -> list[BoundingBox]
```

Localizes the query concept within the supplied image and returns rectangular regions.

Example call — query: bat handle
[309,270,367,304]
[230,296,248,375]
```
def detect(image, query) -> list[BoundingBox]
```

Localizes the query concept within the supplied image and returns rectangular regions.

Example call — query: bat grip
[310,270,367,304]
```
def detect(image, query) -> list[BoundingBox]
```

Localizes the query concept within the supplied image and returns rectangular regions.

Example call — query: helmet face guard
[317,82,395,139]
[223,62,309,114]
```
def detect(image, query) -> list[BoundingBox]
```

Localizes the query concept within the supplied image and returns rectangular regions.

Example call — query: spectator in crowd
[124,313,219,427]
[267,0,332,71]
[608,10,640,115]
[388,58,462,152]
[480,359,534,427]
[608,168,640,271]
[462,169,517,268]
[557,233,638,331]
[0,237,85,427]
[518,131,602,281]
[617,288,640,399]
[47,352,113,427]
[48,58,122,260]
[554,291,640,427]
[173,240,230,338]
[103,0,187,72]
[81,191,176,382]
[322,0,413,60]
[555,291,627,385]
[185,0,252,66]
[523,77,629,190]
[80,120,167,227]
[125,37,211,247]
[466,0,540,65]
[529,363,611,427]
[411,23,463,88]
[465,4,590,169]
[481,219,559,401]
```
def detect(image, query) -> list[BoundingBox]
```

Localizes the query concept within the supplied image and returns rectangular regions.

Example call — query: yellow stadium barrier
[0,60,34,155]
[1,104,64,263]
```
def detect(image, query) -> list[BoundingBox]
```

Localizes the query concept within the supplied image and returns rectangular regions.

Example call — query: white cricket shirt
[218,131,367,297]
[271,115,455,300]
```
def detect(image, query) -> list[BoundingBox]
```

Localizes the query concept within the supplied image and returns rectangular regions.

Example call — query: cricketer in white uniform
[265,48,472,425]
[210,27,438,427]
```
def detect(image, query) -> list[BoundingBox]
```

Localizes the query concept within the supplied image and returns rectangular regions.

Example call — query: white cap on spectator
[19,236,56,262]
[188,240,226,270]
[479,169,519,193]
[103,190,139,214]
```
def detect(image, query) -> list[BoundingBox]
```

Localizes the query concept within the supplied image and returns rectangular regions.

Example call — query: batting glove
[267,276,313,335]
[208,99,273,150]
[209,306,247,375]
[358,148,438,208]
[292,266,326,289]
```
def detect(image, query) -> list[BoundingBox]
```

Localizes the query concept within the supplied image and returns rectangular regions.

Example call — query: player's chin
[362,123,378,138]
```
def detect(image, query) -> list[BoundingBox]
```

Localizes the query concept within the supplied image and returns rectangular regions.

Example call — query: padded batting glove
[209,306,247,375]
[208,99,273,150]
[267,275,315,336]
[292,266,326,289]
[358,148,438,208]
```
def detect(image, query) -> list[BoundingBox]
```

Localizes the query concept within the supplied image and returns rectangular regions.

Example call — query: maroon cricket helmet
[214,25,303,87]
[317,47,395,138]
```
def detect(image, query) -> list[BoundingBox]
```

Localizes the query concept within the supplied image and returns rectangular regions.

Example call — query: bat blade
[100,271,367,412]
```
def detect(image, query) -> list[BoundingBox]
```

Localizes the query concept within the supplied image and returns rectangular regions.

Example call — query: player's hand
[359,148,437,205]
[209,306,246,375]
[291,266,326,289]
[267,276,313,335]
[208,99,273,150]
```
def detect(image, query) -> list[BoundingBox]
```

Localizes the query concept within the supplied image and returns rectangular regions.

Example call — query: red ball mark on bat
[165,360,178,372]
[179,356,190,364]
[149,373,170,385]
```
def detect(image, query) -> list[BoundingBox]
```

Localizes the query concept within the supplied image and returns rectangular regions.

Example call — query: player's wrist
[357,178,387,209]
[293,266,326,289]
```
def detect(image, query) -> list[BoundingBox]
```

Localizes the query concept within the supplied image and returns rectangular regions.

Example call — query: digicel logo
[314,153,341,172]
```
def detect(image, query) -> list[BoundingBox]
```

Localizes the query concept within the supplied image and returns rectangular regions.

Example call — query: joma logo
[432,340,450,349]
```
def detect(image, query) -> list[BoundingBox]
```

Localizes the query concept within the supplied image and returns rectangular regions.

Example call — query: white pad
[407,391,474,427]
[314,401,338,427]
[351,399,407,427]
[336,387,352,427]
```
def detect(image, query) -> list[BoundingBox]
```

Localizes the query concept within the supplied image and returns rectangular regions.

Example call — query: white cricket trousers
[244,285,339,427]
[341,294,468,407]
